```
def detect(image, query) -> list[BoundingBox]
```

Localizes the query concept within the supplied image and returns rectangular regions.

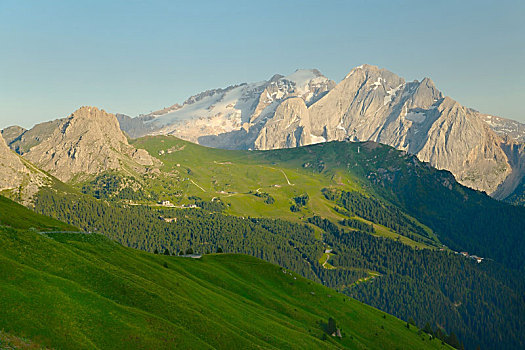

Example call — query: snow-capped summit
[116,64,525,197]
[118,69,335,146]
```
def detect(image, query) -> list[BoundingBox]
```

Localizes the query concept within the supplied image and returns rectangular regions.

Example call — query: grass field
[0,197,450,349]
[0,195,77,232]
[129,136,440,249]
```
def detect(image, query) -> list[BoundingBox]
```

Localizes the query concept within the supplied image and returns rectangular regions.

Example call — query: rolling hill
[0,196,448,349]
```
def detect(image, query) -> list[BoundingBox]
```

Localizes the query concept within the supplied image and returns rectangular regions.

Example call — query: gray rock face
[299,65,511,194]
[24,106,156,182]
[1,126,26,145]
[249,65,515,194]
[117,64,522,196]
[0,132,29,189]
[116,114,157,139]
[2,119,65,155]
[254,97,313,149]
[479,114,525,142]
[0,132,50,203]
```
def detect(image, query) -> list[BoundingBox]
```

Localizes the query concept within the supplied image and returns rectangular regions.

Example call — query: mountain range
[1,102,524,348]
[114,65,525,200]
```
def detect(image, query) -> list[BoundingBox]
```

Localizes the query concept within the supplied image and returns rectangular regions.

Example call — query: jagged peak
[181,83,247,106]
[418,77,439,91]
[269,74,284,82]
[65,106,119,124]
[344,64,403,84]
[281,69,329,86]
[352,64,379,72]
[71,106,106,115]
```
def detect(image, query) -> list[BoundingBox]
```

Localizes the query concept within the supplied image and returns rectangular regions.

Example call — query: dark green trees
[327,317,337,335]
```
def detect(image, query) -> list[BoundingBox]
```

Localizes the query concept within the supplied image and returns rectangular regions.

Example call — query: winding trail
[322,254,330,268]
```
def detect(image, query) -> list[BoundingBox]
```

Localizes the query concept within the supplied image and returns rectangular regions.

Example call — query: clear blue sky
[1,0,524,129]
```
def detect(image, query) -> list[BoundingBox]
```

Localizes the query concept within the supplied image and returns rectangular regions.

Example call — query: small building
[471,255,483,263]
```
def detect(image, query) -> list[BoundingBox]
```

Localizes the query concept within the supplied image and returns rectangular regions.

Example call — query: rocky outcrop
[257,65,513,194]
[491,142,525,200]
[2,119,65,155]
[0,133,30,190]
[0,133,50,203]
[24,106,156,182]
[1,126,26,145]
[254,97,313,149]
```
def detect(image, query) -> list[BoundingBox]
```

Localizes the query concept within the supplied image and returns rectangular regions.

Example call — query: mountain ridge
[21,106,158,183]
[2,65,525,201]
[114,64,525,198]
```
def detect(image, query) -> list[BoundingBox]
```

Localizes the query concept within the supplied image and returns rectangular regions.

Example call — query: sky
[1,0,524,129]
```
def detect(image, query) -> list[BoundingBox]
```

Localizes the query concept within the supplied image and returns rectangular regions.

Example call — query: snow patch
[405,111,426,123]
[145,80,267,132]
[372,77,383,90]
[383,84,404,105]
[284,69,321,89]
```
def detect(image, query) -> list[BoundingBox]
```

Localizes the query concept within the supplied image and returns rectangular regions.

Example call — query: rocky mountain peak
[112,64,523,197]
[1,126,26,145]
[24,106,156,182]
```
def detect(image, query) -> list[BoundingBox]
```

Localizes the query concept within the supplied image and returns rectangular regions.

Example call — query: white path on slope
[256,166,294,186]
[322,254,330,268]
[280,169,294,186]
[190,179,207,192]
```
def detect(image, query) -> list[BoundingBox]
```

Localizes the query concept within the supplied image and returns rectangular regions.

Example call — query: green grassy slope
[0,195,77,232]
[0,202,448,349]
[127,136,438,249]
[127,136,525,269]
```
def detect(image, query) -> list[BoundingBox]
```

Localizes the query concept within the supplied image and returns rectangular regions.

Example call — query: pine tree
[446,332,461,349]
[423,322,433,335]
[327,317,337,335]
